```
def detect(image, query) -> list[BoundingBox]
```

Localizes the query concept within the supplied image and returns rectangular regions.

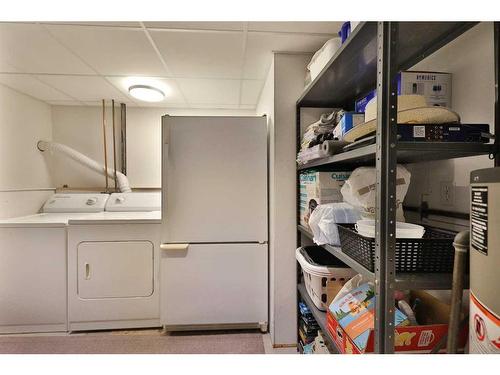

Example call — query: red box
[326,290,468,354]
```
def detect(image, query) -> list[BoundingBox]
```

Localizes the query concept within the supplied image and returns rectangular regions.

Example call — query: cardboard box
[333,112,365,140]
[328,283,409,352]
[327,290,468,353]
[355,71,452,113]
[299,171,351,227]
[326,279,348,307]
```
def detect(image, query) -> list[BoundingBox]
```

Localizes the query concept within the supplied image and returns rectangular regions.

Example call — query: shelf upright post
[374,22,399,354]
[296,104,303,245]
[494,22,500,167]
[296,103,301,351]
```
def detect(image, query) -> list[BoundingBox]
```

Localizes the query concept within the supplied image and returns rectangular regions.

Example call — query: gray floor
[0,329,298,354]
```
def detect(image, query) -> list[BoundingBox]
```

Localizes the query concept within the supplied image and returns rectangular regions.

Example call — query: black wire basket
[337,224,458,273]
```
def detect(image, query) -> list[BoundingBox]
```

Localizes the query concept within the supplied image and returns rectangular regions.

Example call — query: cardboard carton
[328,283,409,352]
[355,71,452,113]
[326,279,348,307]
[333,112,365,140]
[299,171,351,227]
[327,290,468,353]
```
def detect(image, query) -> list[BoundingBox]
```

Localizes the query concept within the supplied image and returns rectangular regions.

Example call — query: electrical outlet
[440,181,455,206]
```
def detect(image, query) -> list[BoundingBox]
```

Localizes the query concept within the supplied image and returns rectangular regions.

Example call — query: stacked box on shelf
[299,171,351,227]
[326,288,468,353]
[298,300,320,353]
[312,331,332,354]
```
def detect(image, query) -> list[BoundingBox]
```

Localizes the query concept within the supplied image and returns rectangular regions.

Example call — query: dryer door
[77,241,154,299]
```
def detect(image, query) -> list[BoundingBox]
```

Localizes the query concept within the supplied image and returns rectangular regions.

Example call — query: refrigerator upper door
[162,116,267,243]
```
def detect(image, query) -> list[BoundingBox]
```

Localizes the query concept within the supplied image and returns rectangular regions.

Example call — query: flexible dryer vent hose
[37,140,132,193]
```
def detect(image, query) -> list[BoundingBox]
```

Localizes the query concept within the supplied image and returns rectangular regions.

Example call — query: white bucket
[355,219,425,238]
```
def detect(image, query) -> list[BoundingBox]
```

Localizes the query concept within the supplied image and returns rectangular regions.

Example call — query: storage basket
[296,246,356,311]
[337,224,457,273]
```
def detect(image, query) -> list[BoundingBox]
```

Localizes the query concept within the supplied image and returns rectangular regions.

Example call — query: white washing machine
[0,193,110,334]
[66,192,161,331]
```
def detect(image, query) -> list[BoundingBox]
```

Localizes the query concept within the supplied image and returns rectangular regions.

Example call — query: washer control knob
[86,197,98,206]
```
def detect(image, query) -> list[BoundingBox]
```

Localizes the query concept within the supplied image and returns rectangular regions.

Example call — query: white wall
[0,84,54,219]
[126,107,256,188]
[256,60,275,342]
[50,105,121,190]
[256,52,311,346]
[405,22,495,217]
[49,106,255,189]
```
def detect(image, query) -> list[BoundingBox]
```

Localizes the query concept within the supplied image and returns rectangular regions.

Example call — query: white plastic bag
[340,165,411,222]
[308,202,361,245]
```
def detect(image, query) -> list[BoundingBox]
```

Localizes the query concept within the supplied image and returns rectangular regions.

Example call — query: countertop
[0,211,161,227]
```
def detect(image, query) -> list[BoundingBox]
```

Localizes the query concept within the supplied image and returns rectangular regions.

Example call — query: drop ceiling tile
[243,33,330,79]
[248,22,342,34]
[45,25,167,76]
[0,23,95,74]
[150,30,245,79]
[81,100,137,107]
[36,75,128,102]
[241,80,264,105]
[0,74,73,101]
[42,22,142,28]
[144,22,245,31]
[47,100,86,106]
[177,78,240,105]
[0,61,20,73]
[189,103,241,109]
[106,76,186,105]
[134,102,188,109]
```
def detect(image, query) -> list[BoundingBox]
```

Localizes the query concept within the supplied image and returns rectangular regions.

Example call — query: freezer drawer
[77,241,154,299]
[160,243,268,326]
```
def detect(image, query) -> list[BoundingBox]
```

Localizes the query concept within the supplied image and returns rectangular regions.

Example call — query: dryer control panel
[105,192,161,212]
[42,194,110,213]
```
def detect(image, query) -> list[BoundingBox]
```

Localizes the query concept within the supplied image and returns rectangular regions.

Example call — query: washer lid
[105,192,161,212]
[42,193,110,213]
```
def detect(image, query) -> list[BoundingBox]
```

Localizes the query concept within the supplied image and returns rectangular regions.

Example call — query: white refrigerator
[160,115,268,331]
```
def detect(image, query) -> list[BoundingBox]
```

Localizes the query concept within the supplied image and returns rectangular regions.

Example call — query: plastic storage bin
[307,38,342,82]
[296,246,356,311]
[337,224,458,273]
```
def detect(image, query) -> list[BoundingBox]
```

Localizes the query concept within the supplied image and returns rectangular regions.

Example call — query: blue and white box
[333,112,365,140]
[355,71,452,113]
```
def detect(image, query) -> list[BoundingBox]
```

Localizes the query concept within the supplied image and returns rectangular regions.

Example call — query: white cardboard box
[355,71,452,112]
[299,171,351,227]
[399,71,452,108]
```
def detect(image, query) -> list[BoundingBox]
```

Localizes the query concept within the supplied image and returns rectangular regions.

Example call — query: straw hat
[343,95,460,142]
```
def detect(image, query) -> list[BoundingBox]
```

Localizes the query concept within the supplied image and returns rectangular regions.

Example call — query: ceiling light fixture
[128,84,165,102]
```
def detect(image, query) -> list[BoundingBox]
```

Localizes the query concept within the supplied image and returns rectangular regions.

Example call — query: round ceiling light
[128,84,165,102]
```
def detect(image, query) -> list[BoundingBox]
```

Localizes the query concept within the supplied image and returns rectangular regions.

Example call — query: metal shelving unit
[298,225,468,290]
[298,22,477,109]
[296,21,499,354]
[297,142,497,171]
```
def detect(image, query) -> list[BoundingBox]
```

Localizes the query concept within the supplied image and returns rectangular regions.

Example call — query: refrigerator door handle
[160,243,189,251]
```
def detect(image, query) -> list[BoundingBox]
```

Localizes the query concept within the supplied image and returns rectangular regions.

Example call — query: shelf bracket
[374,22,399,354]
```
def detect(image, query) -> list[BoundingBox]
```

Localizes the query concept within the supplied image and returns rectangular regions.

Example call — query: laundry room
[0,0,499,373]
